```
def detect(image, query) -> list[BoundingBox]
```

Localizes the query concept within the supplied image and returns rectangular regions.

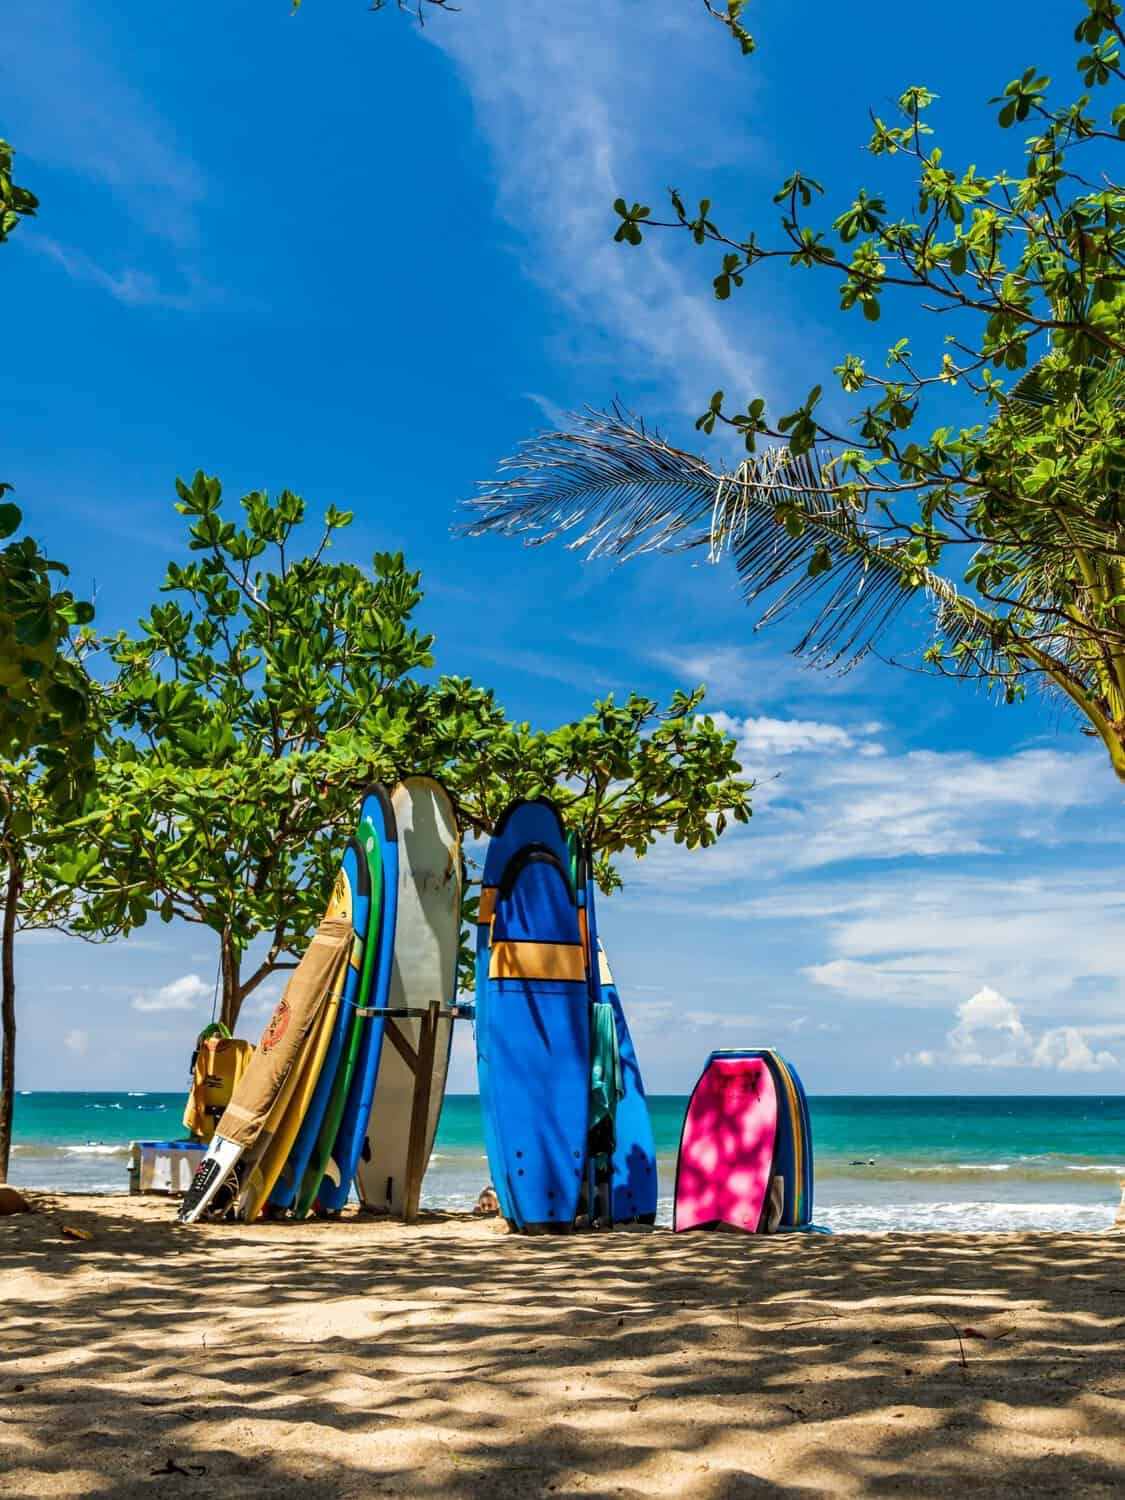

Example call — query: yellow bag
[183,1026,254,1142]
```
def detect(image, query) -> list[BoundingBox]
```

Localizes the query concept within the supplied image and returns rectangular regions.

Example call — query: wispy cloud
[797,869,1125,1020]
[32,238,198,309]
[650,642,865,712]
[431,3,759,421]
[625,734,1111,891]
[3,0,208,305]
[466,643,616,694]
[607,710,1125,1062]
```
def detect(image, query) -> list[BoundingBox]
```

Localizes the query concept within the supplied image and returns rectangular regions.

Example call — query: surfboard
[476,798,571,1222]
[292,818,383,1220]
[356,778,461,1217]
[570,834,658,1226]
[759,1050,814,1228]
[263,838,373,1216]
[483,845,590,1232]
[176,917,353,1224]
[792,1055,814,1222]
[316,785,398,1214]
[673,1053,779,1233]
[237,953,347,1222]
[597,945,658,1225]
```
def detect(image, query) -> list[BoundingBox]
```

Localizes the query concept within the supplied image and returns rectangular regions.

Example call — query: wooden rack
[352,1002,475,1222]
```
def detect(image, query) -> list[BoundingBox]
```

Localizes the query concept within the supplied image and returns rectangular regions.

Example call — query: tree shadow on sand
[2,1196,1124,1497]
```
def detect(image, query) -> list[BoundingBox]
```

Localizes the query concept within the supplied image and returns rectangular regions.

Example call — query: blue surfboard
[476,798,571,1222]
[484,845,589,1231]
[597,946,658,1225]
[267,837,372,1212]
[317,786,398,1214]
[779,1051,815,1226]
[577,839,657,1226]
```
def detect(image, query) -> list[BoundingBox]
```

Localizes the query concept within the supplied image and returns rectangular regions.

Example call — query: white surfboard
[356,778,461,1216]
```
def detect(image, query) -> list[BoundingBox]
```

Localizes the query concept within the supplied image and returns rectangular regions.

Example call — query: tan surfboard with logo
[176,917,352,1224]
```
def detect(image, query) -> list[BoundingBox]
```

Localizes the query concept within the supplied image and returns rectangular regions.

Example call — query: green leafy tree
[464,3,1125,780]
[0,140,37,250]
[0,138,99,1178]
[0,505,95,1180]
[75,476,750,1032]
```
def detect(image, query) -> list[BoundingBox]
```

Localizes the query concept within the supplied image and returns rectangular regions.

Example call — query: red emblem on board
[261,999,291,1053]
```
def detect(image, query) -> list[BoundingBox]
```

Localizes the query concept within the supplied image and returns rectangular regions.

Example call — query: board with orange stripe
[474,798,573,1230]
[484,845,590,1231]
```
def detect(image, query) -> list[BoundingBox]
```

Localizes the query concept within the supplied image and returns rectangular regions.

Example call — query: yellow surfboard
[237,861,356,1222]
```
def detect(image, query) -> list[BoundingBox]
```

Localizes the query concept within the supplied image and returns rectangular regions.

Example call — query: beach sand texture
[2,1196,1124,1497]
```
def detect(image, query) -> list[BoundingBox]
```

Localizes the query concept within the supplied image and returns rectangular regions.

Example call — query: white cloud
[708,710,859,759]
[431,4,758,420]
[242,979,286,1018]
[791,871,1125,1019]
[899,986,1121,1074]
[1031,1028,1120,1073]
[609,728,1125,1069]
[62,1029,89,1057]
[803,956,965,1008]
[626,741,1113,891]
[132,973,211,1014]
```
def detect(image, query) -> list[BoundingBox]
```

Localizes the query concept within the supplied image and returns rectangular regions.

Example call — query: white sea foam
[61,1144,129,1157]
[903,1163,1012,1174]
[819,1200,1117,1235]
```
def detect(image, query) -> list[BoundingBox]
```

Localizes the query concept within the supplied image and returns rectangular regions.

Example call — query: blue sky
[5,0,1125,1095]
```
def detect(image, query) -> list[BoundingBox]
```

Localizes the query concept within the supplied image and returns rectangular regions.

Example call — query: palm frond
[461,406,720,559]
[462,405,999,670]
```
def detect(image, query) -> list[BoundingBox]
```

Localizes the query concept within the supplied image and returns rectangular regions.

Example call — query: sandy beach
[0,1197,1122,1496]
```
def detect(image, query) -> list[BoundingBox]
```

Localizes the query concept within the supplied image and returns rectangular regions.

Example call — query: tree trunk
[219,929,242,1034]
[0,850,22,1183]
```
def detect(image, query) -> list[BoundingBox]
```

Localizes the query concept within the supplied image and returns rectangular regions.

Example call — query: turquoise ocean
[8,1092,1124,1232]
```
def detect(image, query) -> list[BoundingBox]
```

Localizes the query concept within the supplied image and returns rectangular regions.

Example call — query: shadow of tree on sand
[2,1195,1124,1496]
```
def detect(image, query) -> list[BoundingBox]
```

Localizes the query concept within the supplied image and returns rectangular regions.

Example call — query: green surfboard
[292,822,384,1219]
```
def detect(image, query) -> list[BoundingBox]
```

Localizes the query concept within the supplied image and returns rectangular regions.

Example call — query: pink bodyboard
[674,1056,778,1233]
